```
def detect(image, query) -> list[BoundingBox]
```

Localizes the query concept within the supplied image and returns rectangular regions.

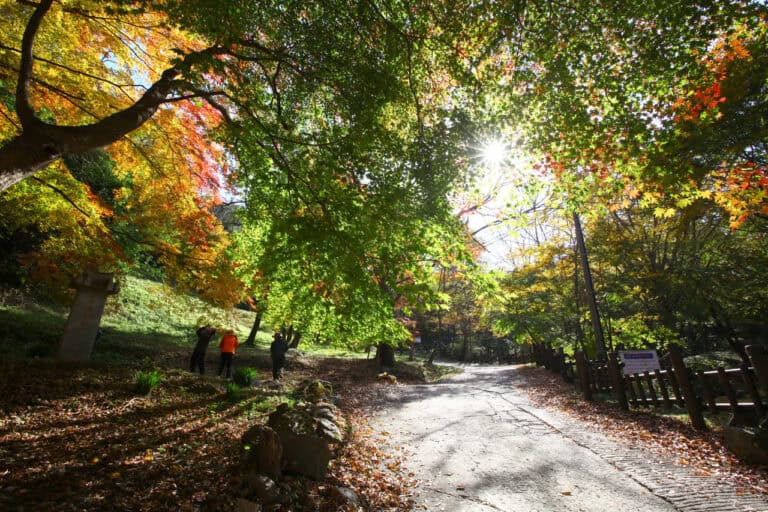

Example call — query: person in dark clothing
[190,325,216,375]
[270,332,288,382]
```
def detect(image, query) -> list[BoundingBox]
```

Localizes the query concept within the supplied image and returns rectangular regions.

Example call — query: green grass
[0,275,377,366]
[233,367,258,387]
[135,369,162,395]
[225,382,242,401]
[244,395,296,418]
[103,276,256,344]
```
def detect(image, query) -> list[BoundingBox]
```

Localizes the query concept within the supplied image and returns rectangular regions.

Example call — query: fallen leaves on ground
[516,365,768,496]
[0,351,415,511]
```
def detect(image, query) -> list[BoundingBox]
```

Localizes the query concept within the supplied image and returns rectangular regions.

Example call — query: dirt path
[372,365,767,512]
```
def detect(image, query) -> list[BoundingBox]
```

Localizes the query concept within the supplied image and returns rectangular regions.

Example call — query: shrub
[225,382,241,401]
[135,370,161,395]
[233,367,258,387]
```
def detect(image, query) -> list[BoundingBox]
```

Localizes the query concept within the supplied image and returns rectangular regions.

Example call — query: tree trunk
[289,331,302,349]
[243,310,263,347]
[376,343,395,367]
[573,245,587,351]
[462,330,471,362]
[280,325,296,346]
[573,212,607,358]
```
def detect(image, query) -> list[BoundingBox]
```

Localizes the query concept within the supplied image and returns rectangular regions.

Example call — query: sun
[480,139,507,167]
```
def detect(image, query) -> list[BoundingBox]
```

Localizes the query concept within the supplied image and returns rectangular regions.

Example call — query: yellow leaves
[653,207,676,219]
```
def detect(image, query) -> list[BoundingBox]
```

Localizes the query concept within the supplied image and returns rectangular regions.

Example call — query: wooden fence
[532,343,768,431]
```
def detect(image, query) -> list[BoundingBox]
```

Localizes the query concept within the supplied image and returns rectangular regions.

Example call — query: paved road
[372,365,768,512]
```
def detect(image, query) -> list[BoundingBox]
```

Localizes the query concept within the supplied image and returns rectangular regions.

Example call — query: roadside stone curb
[517,402,768,512]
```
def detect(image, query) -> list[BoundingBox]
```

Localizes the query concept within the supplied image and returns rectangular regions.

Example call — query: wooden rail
[532,343,768,431]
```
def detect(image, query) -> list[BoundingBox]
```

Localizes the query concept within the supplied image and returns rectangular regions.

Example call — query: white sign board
[618,350,660,376]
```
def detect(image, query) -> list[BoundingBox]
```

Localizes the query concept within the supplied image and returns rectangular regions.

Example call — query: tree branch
[31,176,91,217]
[16,0,53,129]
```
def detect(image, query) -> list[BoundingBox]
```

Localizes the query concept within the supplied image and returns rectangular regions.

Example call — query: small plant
[233,367,258,387]
[225,382,241,401]
[135,370,161,395]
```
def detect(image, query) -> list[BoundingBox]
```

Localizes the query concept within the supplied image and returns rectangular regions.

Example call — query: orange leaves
[702,163,768,229]
[672,28,754,124]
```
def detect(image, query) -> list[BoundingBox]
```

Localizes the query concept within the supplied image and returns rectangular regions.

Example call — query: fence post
[746,345,768,391]
[697,370,718,414]
[668,344,707,431]
[746,345,768,428]
[607,352,628,410]
[667,369,684,407]
[655,369,672,409]
[575,351,592,401]
[625,375,638,407]
[717,367,739,419]
[644,371,659,407]
[740,363,765,420]
[634,374,647,406]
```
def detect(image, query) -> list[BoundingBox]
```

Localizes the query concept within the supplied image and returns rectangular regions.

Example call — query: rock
[234,497,262,512]
[312,402,337,420]
[268,405,332,480]
[298,379,333,402]
[723,426,768,466]
[241,425,282,479]
[315,417,343,443]
[377,372,397,383]
[243,475,283,504]
[332,486,359,506]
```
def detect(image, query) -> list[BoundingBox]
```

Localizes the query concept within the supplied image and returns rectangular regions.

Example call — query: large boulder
[241,425,282,480]
[266,401,347,480]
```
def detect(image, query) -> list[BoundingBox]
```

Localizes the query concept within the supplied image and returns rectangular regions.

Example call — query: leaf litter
[0,352,415,511]
[516,365,768,496]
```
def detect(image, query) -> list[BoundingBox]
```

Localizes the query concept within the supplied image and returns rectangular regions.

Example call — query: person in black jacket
[190,325,216,375]
[270,332,288,382]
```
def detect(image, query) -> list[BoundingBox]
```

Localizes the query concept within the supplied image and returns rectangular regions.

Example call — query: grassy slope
[0,275,370,364]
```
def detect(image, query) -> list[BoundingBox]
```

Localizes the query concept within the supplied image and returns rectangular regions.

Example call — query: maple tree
[0,1,238,303]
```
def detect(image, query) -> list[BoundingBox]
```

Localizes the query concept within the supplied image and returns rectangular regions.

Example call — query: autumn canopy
[0,0,766,349]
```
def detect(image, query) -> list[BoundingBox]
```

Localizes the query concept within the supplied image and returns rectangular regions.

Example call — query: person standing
[190,325,216,375]
[218,330,239,379]
[270,332,288,383]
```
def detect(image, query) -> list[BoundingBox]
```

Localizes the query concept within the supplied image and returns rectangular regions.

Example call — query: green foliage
[103,276,253,344]
[225,382,241,401]
[135,370,161,395]
[232,367,258,387]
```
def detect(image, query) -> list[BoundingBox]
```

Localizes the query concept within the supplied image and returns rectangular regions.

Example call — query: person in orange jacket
[218,330,239,379]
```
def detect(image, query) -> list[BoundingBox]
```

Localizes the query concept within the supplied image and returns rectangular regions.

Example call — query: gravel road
[370,364,728,512]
